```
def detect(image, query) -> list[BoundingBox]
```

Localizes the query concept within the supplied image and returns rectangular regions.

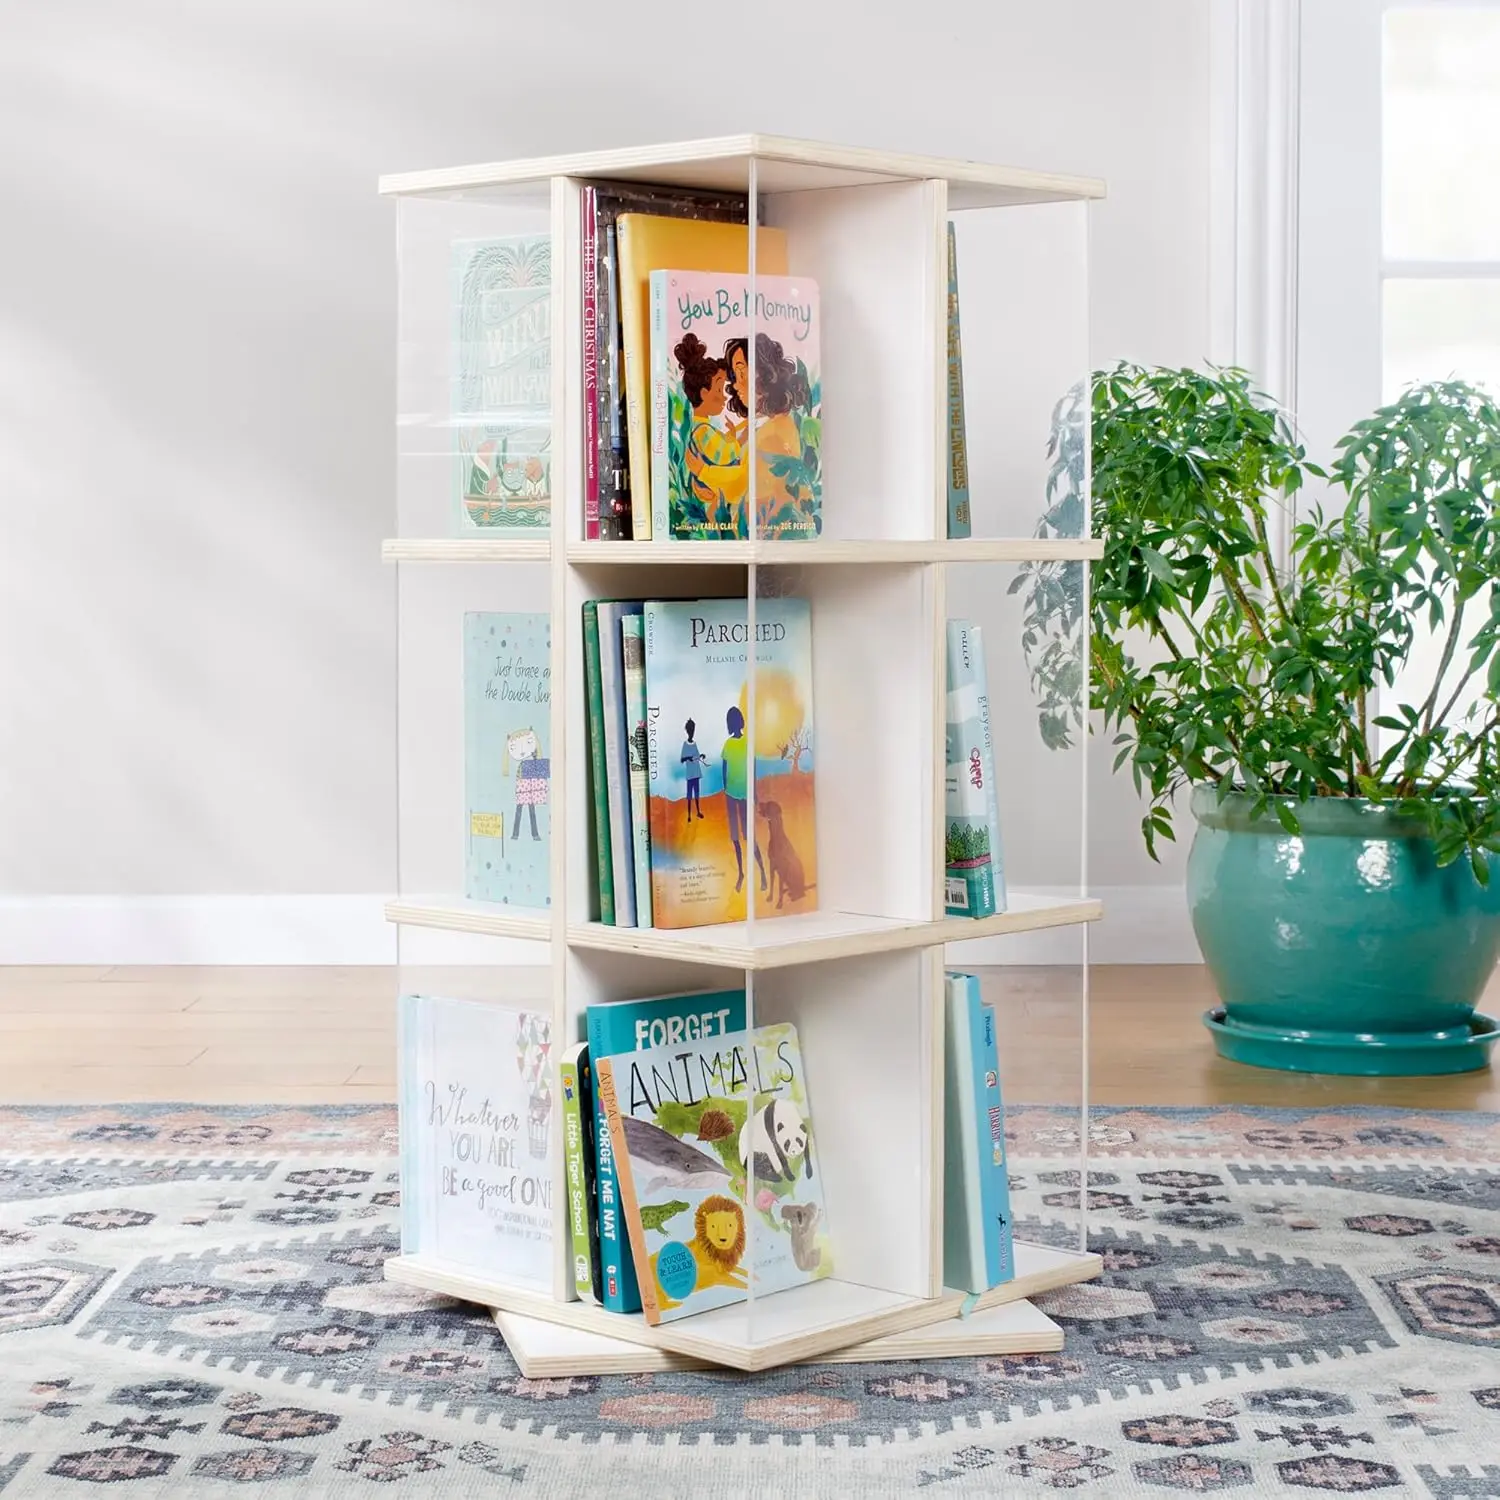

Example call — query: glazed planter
[1188,786,1500,1075]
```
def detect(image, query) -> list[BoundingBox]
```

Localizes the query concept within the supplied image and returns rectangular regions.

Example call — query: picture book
[621,613,653,928]
[596,1021,831,1325]
[597,601,643,926]
[946,222,973,539]
[643,597,817,929]
[586,989,747,1314]
[452,235,551,533]
[560,1042,602,1302]
[650,269,822,541]
[968,624,1009,912]
[464,613,551,908]
[944,619,997,919]
[581,602,615,923]
[615,216,788,538]
[941,972,987,1293]
[398,994,554,1291]
[977,996,1017,1284]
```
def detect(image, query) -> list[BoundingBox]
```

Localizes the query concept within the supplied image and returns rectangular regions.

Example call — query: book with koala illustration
[464,613,551,908]
[595,1020,831,1325]
[642,596,817,929]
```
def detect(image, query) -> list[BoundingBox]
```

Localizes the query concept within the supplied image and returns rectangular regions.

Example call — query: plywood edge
[563,538,1102,565]
[384,901,552,942]
[382,538,552,563]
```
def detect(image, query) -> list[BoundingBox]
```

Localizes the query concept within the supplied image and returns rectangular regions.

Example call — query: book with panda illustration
[594,1021,831,1326]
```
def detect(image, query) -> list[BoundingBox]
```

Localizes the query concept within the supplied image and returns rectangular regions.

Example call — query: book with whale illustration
[595,1020,831,1325]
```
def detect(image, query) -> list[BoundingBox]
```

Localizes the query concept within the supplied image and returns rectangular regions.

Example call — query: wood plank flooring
[0,964,1493,1109]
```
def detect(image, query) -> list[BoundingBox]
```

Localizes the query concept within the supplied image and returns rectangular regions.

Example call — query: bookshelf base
[384,1240,1101,1373]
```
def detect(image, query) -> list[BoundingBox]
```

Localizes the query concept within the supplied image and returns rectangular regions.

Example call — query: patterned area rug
[1,1105,1498,1498]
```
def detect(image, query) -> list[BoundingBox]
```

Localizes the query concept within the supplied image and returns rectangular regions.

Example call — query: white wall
[0,0,1209,960]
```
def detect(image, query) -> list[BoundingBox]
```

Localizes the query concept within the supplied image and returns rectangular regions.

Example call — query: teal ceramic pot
[1188,787,1500,1075]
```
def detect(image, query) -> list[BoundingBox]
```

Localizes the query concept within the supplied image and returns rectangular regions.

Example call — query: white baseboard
[0,886,1198,966]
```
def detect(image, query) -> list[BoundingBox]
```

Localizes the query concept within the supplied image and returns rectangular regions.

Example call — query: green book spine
[582,601,615,924]
[560,1048,594,1301]
[946,222,972,539]
[622,613,653,927]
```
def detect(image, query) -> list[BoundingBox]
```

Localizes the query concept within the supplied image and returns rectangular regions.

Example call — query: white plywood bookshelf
[383,135,1100,1375]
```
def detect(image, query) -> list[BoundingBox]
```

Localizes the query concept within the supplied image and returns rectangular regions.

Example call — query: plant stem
[1251,507,1291,626]
[1419,598,1467,734]
[1216,561,1271,646]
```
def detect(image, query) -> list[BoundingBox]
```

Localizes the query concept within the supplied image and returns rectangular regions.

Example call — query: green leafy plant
[1014,364,1500,878]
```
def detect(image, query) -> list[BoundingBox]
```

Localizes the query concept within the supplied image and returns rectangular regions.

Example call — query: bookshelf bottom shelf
[384,1240,1101,1373]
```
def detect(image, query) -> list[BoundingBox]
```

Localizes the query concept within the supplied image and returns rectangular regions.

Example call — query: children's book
[596,1021,831,1325]
[615,217,788,538]
[650,269,822,541]
[452,236,551,534]
[968,624,1009,912]
[586,989,747,1314]
[643,597,817,929]
[977,996,1017,1285]
[946,222,972,539]
[464,613,551,907]
[581,602,615,923]
[560,1042,602,1302]
[597,601,643,926]
[621,613,653,928]
[944,619,996,918]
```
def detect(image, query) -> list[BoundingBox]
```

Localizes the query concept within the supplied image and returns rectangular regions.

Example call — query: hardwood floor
[1,963,1494,1109]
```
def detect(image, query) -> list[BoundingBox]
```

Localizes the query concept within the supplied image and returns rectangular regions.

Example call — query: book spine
[598,604,638,926]
[941,974,987,1293]
[956,974,1001,1287]
[582,602,615,924]
[616,217,653,541]
[649,271,670,543]
[595,1058,658,1322]
[969,625,1008,912]
[979,999,1017,1284]
[586,1021,641,1313]
[578,1050,603,1299]
[601,223,631,541]
[582,188,600,540]
[944,620,998,918]
[560,1052,594,1301]
[622,613,653,928]
[946,221,972,539]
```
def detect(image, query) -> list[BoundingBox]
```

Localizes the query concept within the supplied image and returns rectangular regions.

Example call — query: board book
[596,1021,832,1325]
[643,596,817,929]
[649,269,822,541]
[585,989,747,1314]
[464,612,551,908]
[452,235,551,533]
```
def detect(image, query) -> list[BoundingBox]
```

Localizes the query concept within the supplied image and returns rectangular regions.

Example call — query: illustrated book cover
[464,612,551,908]
[944,618,997,918]
[650,269,822,541]
[643,597,817,929]
[976,992,1017,1285]
[585,989,747,1314]
[614,216,788,538]
[452,235,551,533]
[595,1021,832,1325]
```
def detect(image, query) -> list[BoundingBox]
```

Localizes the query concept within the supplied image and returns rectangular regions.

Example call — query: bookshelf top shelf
[382,538,1104,566]
[377,133,1106,210]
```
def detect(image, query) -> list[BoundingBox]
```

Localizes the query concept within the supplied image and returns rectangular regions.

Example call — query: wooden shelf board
[382,538,550,563]
[566,538,1103,566]
[385,898,551,943]
[385,1240,1099,1373]
[493,1297,1062,1377]
[566,894,1102,970]
[379,134,1105,209]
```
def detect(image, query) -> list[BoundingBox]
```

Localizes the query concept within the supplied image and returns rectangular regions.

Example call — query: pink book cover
[581,187,600,538]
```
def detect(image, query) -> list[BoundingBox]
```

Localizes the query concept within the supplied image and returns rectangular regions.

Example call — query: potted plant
[1017,364,1500,1075]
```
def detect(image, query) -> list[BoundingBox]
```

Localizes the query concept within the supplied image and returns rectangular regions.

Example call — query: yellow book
[615,216,788,539]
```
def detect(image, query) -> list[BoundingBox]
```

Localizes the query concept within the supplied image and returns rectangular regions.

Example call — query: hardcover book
[622,613,654,927]
[464,613,551,908]
[946,222,973,539]
[944,619,996,918]
[452,235,551,533]
[597,601,643,926]
[977,994,1017,1285]
[586,989,747,1314]
[643,597,817,929]
[581,602,615,923]
[615,216,788,538]
[596,1021,832,1325]
[650,269,822,541]
[968,624,1009,912]
[560,1042,602,1302]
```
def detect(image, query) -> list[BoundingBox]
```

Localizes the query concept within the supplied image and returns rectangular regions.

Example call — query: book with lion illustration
[649,269,821,541]
[594,1021,831,1325]
[642,597,817,929]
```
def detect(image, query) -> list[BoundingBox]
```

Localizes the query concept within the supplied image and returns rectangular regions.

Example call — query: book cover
[560,1042,603,1302]
[622,613,654,928]
[941,972,987,1293]
[586,989,747,1314]
[643,597,817,929]
[582,601,615,924]
[650,269,822,541]
[946,221,973,539]
[464,613,551,908]
[452,235,551,533]
[978,997,1017,1284]
[969,625,1009,912]
[597,601,643,926]
[944,620,997,919]
[596,1021,831,1325]
[397,994,554,1290]
[615,216,788,539]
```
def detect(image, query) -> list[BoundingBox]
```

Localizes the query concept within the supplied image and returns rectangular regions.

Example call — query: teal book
[453,235,552,533]
[582,602,615,924]
[944,620,997,918]
[597,1021,832,1325]
[464,613,551,907]
[977,997,1017,1284]
[585,988,747,1314]
[969,625,1009,912]
[945,222,972,539]
[621,613,654,928]
[941,972,987,1292]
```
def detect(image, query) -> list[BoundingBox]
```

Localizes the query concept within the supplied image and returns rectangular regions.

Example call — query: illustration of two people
[681,710,766,895]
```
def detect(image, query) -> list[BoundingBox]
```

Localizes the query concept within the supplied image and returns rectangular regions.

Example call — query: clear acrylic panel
[1383,277,1500,401]
[1383,7,1500,262]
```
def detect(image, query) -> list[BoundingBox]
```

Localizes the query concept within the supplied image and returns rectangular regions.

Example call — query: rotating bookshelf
[382,135,1104,1375]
